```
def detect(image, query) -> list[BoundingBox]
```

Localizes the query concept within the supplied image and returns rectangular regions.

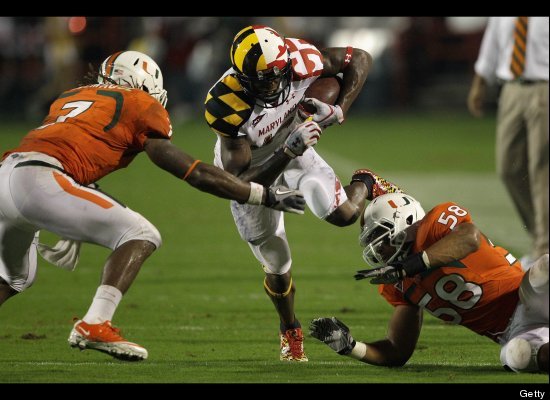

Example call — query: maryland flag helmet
[230,25,292,108]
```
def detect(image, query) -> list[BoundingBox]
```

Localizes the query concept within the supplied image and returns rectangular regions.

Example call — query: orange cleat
[68,319,148,361]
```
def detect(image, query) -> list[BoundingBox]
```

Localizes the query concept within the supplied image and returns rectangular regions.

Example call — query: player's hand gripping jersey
[380,202,524,342]
[3,84,172,185]
[205,38,323,166]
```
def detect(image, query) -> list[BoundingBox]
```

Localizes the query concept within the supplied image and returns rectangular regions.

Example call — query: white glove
[283,120,322,158]
[37,238,81,271]
[264,186,306,214]
[299,97,344,129]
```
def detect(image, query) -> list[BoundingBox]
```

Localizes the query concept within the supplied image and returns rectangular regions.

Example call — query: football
[301,76,342,113]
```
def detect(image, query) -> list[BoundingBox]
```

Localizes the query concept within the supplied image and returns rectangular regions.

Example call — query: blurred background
[0,16,495,123]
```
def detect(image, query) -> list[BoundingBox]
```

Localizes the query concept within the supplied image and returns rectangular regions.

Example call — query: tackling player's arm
[360,304,422,367]
[310,304,422,367]
[320,47,372,116]
[145,137,251,202]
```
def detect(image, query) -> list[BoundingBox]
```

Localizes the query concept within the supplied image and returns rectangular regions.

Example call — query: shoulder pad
[285,38,324,80]
[205,74,254,137]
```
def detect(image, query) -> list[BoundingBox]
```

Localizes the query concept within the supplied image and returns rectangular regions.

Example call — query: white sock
[82,285,123,324]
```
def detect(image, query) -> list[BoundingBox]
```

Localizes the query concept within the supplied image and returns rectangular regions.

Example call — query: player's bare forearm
[424,223,481,267]
[220,135,291,186]
[320,48,371,116]
[361,304,422,367]
[144,137,250,203]
[236,148,292,186]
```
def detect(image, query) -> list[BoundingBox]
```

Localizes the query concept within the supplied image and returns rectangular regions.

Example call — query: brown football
[301,76,342,113]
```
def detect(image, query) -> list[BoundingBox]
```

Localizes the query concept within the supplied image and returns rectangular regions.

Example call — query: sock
[280,318,301,332]
[82,285,122,324]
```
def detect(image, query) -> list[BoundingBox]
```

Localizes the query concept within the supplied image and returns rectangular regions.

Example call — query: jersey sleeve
[285,38,324,80]
[132,91,173,147]
[379,283,409,307]
[204,73,254,138]
[414,202,473,250]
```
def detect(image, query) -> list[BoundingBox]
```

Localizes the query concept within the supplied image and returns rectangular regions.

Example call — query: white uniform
[205,38,347,274]
[0,152,161,292]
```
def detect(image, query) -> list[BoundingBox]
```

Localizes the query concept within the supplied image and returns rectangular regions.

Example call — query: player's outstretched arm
[143,137,305,213]
[310,304,421,367]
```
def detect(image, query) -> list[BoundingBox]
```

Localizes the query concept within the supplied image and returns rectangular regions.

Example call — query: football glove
[309,317,356,355]
[264,185,306,214]
[354,253,428,284]
[283,120,322,158]
[299,98,344,129]
[350,168,403,201]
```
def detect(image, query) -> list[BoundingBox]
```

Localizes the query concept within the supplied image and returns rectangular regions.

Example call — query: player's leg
[9,158,160,360]
[525,82,549,258]
[0,156,40,307]
[501,254,549,373]
[496,84,535,248]
[230,200,307,361]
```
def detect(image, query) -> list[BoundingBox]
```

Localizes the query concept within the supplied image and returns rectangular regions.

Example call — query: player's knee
[118,217,162,250]
[299,173,336,219]
[501,337,539,372]
[249,235,291,275]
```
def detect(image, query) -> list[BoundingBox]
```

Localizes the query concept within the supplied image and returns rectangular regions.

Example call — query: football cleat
[280,327,308,362]
[68,318,148,361]
[351,168,403,201]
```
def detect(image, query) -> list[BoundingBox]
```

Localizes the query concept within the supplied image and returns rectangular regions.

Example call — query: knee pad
[249,233,291,275]
[117,211,162,250]
[299,172,342,219]
[501,337,539,372]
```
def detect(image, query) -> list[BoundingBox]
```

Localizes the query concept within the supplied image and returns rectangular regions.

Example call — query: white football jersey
[205,38,324,166]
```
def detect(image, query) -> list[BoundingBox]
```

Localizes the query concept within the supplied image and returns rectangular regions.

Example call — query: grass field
[0,113,547,385]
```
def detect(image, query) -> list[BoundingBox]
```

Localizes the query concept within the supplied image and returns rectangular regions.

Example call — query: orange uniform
[3,84,172,185]
[380,202,524,343]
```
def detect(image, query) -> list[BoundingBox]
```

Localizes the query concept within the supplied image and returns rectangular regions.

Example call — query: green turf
[0,114,546,383]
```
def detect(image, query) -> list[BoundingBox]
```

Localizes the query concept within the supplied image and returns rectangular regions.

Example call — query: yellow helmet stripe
[232,32,259,74]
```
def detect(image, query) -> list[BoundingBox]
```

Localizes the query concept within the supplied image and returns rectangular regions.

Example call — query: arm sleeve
[474,17,500,84]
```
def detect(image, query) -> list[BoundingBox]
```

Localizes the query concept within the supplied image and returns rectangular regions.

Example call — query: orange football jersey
[3,84,172,185]
[380,202,524,343]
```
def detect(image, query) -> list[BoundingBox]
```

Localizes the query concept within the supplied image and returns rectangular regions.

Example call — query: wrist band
[247,182,264,205]
[342,46,353,70]
[421,251,431,268]
[182,159,201,181]
[348,341,367,360]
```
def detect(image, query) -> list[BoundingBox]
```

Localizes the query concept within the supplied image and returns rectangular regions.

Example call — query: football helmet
[230,25,292,108]
[359,193,425,267]
[98,51,168,107]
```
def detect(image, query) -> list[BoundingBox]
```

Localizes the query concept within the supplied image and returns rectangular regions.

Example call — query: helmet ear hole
[406,215,414,225]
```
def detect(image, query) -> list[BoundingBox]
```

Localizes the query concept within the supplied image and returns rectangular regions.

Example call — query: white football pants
[0,152,161,292]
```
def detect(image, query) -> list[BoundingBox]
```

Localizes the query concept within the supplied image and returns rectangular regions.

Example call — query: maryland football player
[204,25,394,362]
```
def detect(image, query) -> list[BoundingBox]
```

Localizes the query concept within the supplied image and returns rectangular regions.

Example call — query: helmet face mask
[98,51,168,108]
[359,193,426,268]
[230,26,292,108]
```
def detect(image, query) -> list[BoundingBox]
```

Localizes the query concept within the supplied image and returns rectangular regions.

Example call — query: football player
[204,25,393,361]
[0,50,307,362]
[310,192,549,373]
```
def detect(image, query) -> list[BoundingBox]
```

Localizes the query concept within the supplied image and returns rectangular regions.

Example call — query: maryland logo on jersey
[204,74,254,137]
